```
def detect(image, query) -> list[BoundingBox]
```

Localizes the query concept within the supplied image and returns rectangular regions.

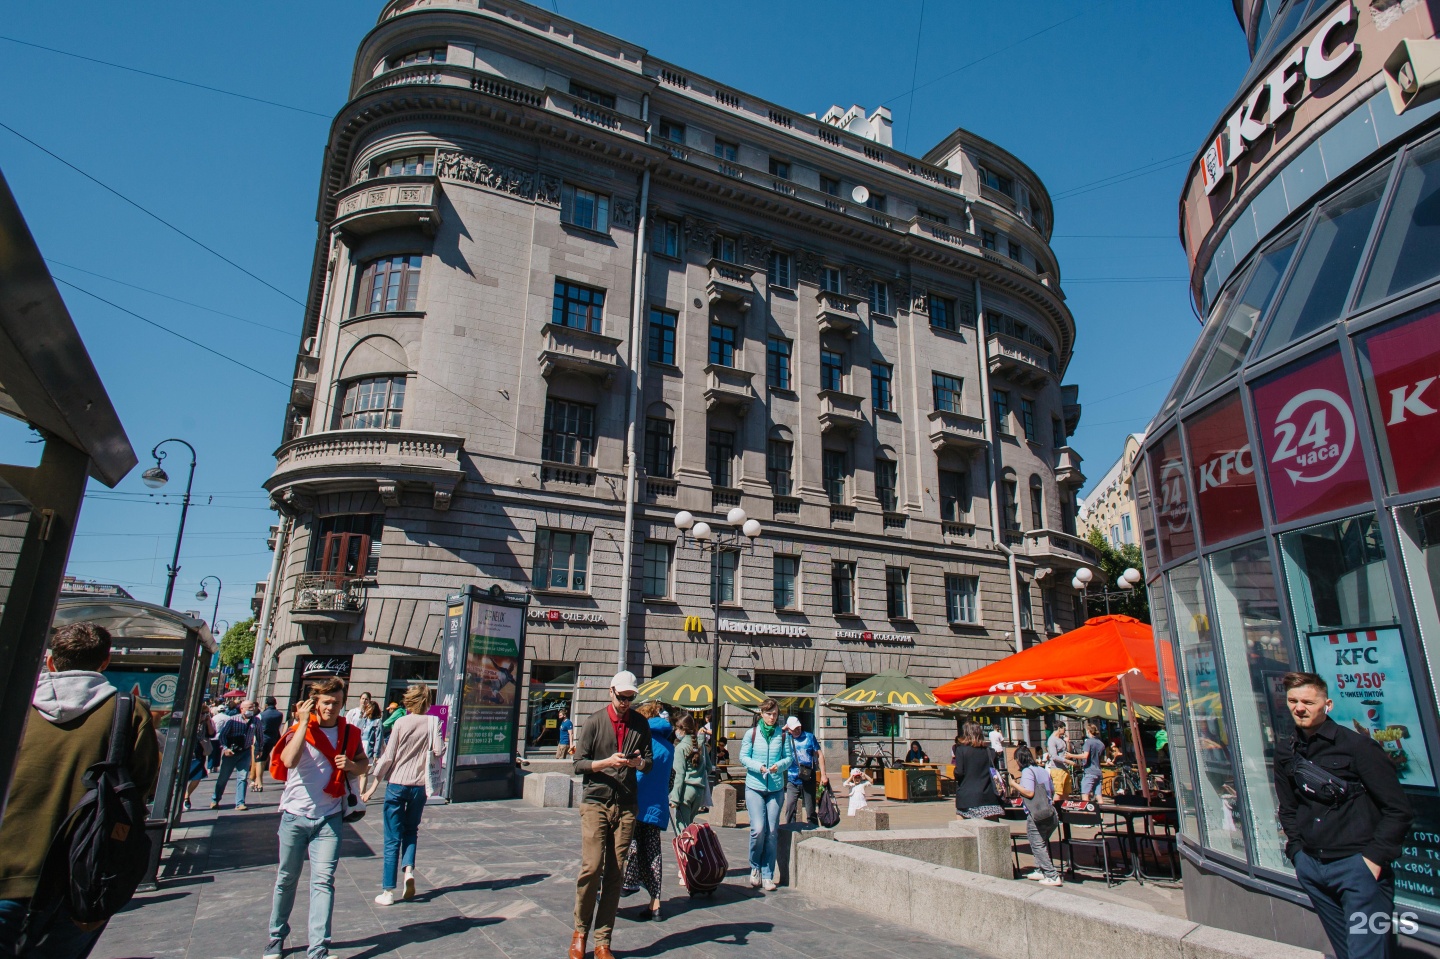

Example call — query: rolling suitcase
[672,821,727,895]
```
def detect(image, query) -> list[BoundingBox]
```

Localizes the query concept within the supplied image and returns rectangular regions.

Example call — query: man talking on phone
[569,671,652,959]
[1275,671,1412,959]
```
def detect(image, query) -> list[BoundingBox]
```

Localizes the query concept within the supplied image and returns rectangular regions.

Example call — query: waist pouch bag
[1291,751,1365,807]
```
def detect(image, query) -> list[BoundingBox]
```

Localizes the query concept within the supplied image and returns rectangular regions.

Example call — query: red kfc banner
[1357,308,1440,495]
[1184,391,1262,544]
[1147,427,1195,561]
[1251,347,1371,525]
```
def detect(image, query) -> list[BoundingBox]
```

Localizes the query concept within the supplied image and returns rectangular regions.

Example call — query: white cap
[611,670,639,694]
[784,716,802,731]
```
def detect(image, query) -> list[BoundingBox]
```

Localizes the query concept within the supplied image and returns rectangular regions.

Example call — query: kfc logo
[1197,445,1253,492]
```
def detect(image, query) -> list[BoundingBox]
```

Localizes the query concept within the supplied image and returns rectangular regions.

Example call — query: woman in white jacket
[365,684,444,905]
[738,698,792,892]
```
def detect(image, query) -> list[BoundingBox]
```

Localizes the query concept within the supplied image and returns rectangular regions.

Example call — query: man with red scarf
[263,676,368,959]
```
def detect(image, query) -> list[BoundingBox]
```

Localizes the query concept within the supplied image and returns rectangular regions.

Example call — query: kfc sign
[1185,391,1262,544]
[1358,308,1440,494]
[1148,428,1195,561]
[1252,348,1370,524]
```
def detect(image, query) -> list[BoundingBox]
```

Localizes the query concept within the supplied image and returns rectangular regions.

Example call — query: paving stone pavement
[94,786,994,959]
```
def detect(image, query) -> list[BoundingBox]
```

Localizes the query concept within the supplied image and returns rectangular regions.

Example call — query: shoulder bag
[1020,766,1056,822]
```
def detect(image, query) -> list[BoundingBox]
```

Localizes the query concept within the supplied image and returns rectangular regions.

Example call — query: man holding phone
[569,671,652,959]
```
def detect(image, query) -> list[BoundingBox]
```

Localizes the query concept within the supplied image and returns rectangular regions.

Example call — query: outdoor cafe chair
[1057,802,1126,886]
[1136,808,1182,881]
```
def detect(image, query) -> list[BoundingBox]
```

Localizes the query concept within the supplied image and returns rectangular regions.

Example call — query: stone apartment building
[1079,432,1144,550]
[258,0,1095,758]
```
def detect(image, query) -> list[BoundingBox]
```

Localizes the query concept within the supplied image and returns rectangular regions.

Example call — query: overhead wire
[900,0,926,154]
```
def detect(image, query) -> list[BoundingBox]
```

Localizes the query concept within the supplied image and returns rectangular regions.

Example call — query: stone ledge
[520,772,574,808]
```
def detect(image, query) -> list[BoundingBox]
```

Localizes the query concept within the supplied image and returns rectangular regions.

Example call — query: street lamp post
[673,506,762,767]
[196,576,222,632]
[1071,566,1143,616]
[141,438,197,608]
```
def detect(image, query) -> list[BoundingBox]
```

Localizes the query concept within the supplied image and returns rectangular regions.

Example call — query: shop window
[533,529,590,591]
[756,672,816,731]
[1168,561,1248,861]
[1184,391,1262,545]
[1358,307,1440,495]
[1195,227,1299,394]
[560,183,610,233]
[832,561,855,615]
[1151,589,1203,844]
[642,541,672,599]
[542,398,595,466]
[773,555,799,610]
[553,280,606,333]
[1397,501,1440,761]
[1360,136,1440,307]
[386,656,439,713]
[527,662,577,750]
[711,551,737,605]
[1258,166,1390,355]
[1148,427,1195,562]
[1208,540,1297,872]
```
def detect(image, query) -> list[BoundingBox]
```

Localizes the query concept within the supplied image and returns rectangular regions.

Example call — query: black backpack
[23,693,152,940]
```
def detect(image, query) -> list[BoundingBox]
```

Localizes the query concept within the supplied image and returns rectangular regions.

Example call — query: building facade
[1079,431,1144,548]
[258,0,1090,761]
[1140,0,1440,948]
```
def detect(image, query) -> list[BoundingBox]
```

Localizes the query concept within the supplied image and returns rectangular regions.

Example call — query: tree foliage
[219,618,258,668]
[1083,529,1151,623]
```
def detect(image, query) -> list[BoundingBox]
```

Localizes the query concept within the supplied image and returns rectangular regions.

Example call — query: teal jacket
[739,723,793,792]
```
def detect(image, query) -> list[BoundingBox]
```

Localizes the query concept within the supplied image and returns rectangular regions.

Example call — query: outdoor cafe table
[1097,802,1178,883]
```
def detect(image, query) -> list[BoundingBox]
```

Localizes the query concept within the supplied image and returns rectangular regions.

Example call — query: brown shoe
[568,932,586,959]
[593,945,615,959]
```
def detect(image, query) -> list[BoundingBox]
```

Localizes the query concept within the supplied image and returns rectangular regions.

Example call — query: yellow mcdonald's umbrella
[634,658,766,709]
[948,693,1069,715]
[1059,695,1164,723]
[826,670,947,714]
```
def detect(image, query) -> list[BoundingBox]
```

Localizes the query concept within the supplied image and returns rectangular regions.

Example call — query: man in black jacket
[568,671,652,959]
[1274,671,1413,959]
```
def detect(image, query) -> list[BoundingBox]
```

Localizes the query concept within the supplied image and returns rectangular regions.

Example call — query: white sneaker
[749,869,761,888]
[1039,876,1063,886]
[1024,870,1045,881]
[762,878,778,892]
[374,889,395,906]
[402,866,416,901]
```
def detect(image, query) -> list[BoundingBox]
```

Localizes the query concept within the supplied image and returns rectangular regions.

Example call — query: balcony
[537,323,624,388]
[541,463,597,488]
[941,520,978,541]
[1062,384,1082,435]
[816,290,864,339]
[1054,446,1086,487]
[703,364,757,413]
[643,476,677,502]
[817,389,865,436]
[332,176,441,237]
[267,428,464,513]
[706,259,754,310]
[987,333,1058,387]
[773,496,801,518]
[1023,528,1102,566]
[292,353,318,408]
[292,572,365,624]
[830,506,856,525]
[712,487,741,510]
[927,409,987,451]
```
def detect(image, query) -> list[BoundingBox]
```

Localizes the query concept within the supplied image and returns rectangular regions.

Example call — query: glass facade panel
[1149,427,1196,562]
[1359,134,1440,307]
[1195,229,1299,393]
[1168,562,1248,861]
[1208,540,1295,872]
[1281,513,1399,639]
[1185,391,1262,545]
[1154,285,1234,425]
[1357,306,1440,495]
[1151,588,1202,844]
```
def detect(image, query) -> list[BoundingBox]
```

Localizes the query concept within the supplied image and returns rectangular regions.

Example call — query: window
[1360,137,1440,307]
[823,449,848,504]
[709,322,736,367]
[918,208,948,225]
[389,47,446,68]
[338,375,406,430]
[1111,525,1122,546]
[1020,397,1037,440]
[707,429,735,487]
[932,372,962,413]
[866,193,887,213]
[820,266,843,293]
[373,154,434,177]
[820,175,841,197]
[711,551,737,604]
[769,158,791,179]
[542,399,596,466]
[533,529,591,591]
[1008,241,1023,262]
[356,254,423,315]
[1044,588,1057,632]
[885,566,909,619]
[872,363,893,412]
[869,280,890,316]
[642,541,673,598]
[992,389,1011,433]
[553,280,606,333]
[1002,478,1020,532]
[1018,580,1033,629]
[308,514,383,579]
[712,234,738,263]
[560,183,610,233]
[651,218,680,257]
[980,166,1014,196]
[1197,229,1299,391]
[1029,477,1045,530]
[767,439,793,495]
[875,459,898,512]
[569,82,615,109]
[1122,514,1134,544]
[755,672,818,731]
[946,574,979,624]
[643,417,673,477]
[939,469,969,521]
[1052,418,1065,448]
[773,555,799,609]
[820,350,844,392]
[930,295,956,332]
[982,230,998,251]
[647,308,676,364]
[767,337,792,390]
[713,139,738,162]
[832,561,856,615]
[766,250,793,289]
[657,118,685,143]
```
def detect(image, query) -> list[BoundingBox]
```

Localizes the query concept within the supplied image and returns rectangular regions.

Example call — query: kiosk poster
[106,669,180,748]
[455,601,522,766]
[1305,627,1435,788]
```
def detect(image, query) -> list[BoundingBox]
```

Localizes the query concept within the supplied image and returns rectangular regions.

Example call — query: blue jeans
[1080,768,1103,801]
[211,752,249,806]
[746,787,782,881]
[269,811,342,959]
[0,898,103,959]
[1293,850,1397,959]
[382,784,427,890]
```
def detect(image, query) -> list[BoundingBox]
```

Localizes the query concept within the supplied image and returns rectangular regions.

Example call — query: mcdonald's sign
[684,615,706,635]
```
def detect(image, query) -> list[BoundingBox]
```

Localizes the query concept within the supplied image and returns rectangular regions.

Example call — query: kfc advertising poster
[1184,391,1263,544]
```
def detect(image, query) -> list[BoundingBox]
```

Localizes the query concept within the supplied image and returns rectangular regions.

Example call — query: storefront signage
[1358,308,1440,494]
[456,603,522,766]
[526,609,606,626]
[1185,391,1263,544]
[1201,4,1359,195]
[1305,627,1435,788]
[835,629,915,645]
[718,618,808,638]
[1252,348,1370,524]
[299,655,352,677]
[1148,427,1196,561]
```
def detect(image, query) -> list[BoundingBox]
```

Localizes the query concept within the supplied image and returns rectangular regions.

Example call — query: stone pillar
[851,807,890,831]
[711,782,738,827]
[777,825,833,886]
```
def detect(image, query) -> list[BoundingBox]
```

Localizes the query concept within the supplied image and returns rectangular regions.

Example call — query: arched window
[1029,475,1046,531]
[335,336,412,431]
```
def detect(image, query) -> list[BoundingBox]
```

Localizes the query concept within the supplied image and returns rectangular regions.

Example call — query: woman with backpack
[622,701,674,921]
[952,722,1004,821]
[739,698,792,892]
[1010,743,1062,885]
[669,712,708,830]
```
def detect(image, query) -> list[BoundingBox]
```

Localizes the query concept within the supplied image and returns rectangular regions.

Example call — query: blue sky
[0,1,1249,623]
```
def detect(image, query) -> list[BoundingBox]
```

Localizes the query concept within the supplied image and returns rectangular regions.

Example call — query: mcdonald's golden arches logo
[683,615,706,635]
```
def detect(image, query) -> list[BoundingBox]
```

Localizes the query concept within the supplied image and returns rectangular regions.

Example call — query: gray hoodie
[32,670,116,724]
